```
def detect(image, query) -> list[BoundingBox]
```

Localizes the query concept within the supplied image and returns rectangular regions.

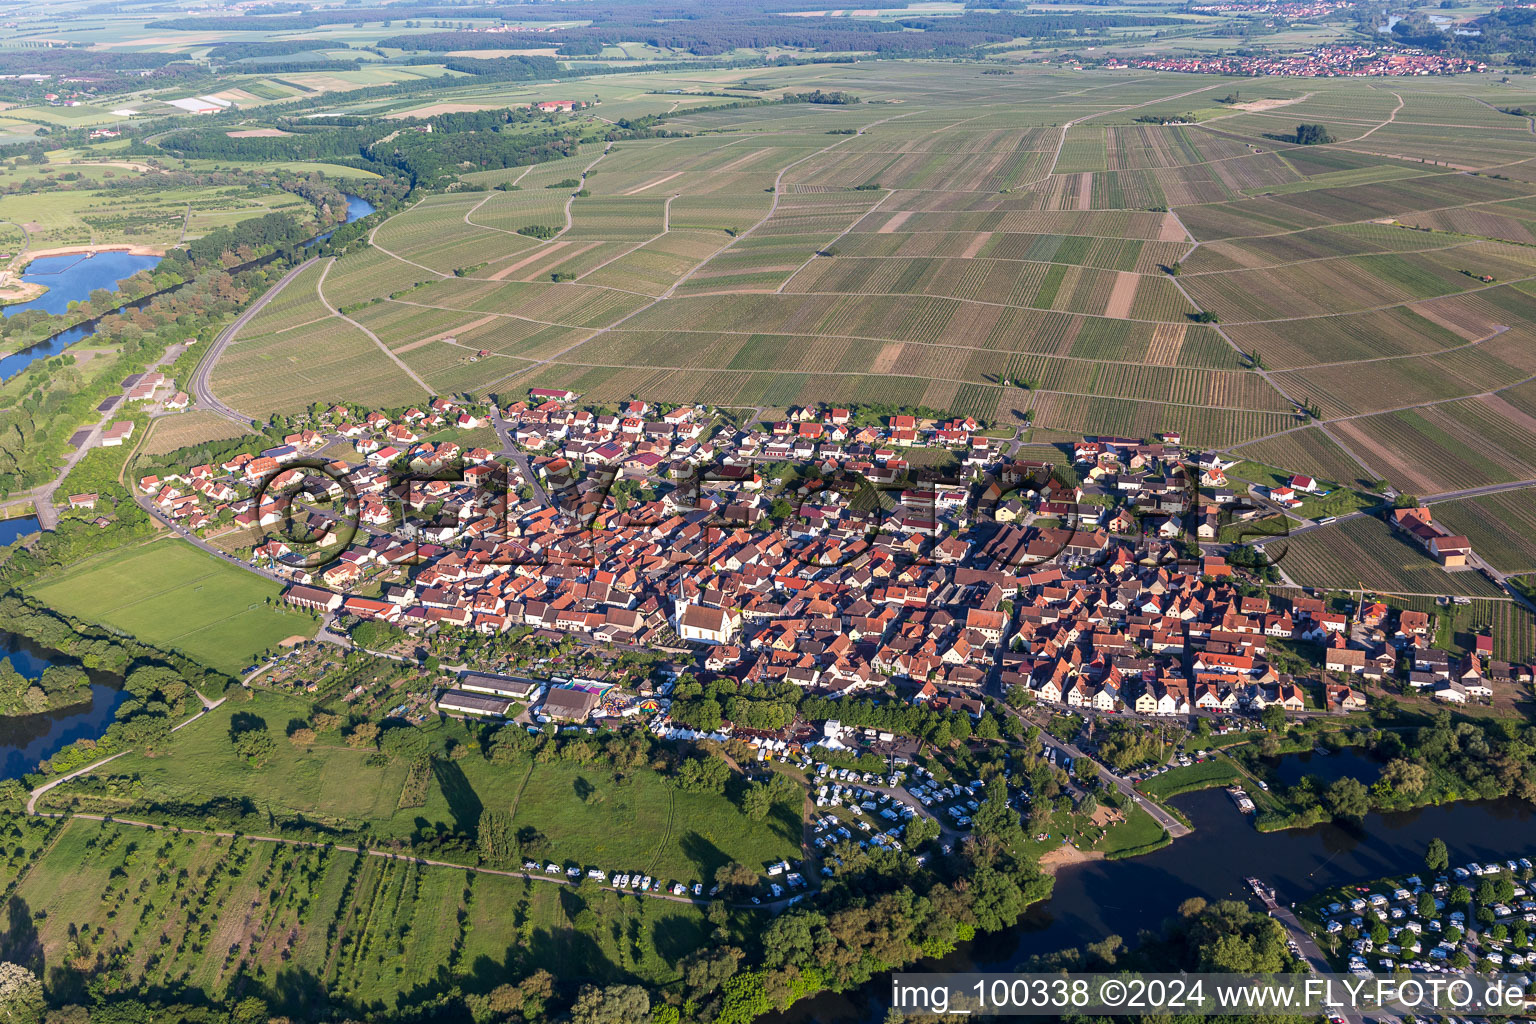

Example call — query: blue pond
[3,250,161,318]
[345,194,376,222]
[0,633,127,780]
[0,515,39,547]
[0,251,162,383]
[309,192,376,247]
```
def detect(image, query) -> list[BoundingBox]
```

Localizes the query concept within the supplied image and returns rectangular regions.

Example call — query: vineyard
[1233,426,1379,491]
[1276,516,1507,599]
[202,65,1536,475]
[1431,489,1536,574]
[1381,595,1536,664]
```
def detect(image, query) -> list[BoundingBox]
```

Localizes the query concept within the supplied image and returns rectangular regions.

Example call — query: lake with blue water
[1266,746,1383,788]
[0,193,375,383]
[344,194,376,222]
[0,515,39,548]
[0,196,382,772]
[309,193,376,247]
[3,250,162,318]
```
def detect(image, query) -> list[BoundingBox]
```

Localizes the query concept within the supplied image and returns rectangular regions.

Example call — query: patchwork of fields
[209,64,1536,509]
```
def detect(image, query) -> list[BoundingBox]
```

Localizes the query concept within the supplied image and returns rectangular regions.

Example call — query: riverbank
[0,278,45,307]
[766,788,1536,1024]
[1040,844,1105,871]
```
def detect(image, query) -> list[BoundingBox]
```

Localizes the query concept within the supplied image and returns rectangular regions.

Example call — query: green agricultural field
[26,540,314,674]
[44,690,800,882]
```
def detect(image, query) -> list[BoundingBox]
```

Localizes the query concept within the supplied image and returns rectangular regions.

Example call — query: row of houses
[1131,45,1488,77]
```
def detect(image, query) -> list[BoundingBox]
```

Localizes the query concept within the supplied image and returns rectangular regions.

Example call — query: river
[0,517,124,779]
[309,193,376,248]
[0,193,376,383]
[767,786,1536,1023]
[0,252,164,383]
[0,197,381,769]
[344,194,376,222]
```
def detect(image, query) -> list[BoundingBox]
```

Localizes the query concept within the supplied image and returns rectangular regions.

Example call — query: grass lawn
[50,690,800,884]
[26,539,316,674]
[490,757,802,883]
[1096,801,1168,857]
[1137,758,1243,800]
[1228,461,1379,519]
[50,691,412,826]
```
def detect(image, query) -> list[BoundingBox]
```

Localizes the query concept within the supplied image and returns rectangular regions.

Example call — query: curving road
[190,256,320,428]
[26,693,224,813]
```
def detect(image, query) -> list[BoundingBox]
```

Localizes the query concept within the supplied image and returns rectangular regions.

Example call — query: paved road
[1257,886,1365,1024]
[32,341,190,530]
[190,257,319,428]
[134,496,293,584]
[489,407,549,505]
[26,694,224,813]
[1424,477,1536,504]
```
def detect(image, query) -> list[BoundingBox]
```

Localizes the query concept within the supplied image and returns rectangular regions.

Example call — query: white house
[676,603,736,644]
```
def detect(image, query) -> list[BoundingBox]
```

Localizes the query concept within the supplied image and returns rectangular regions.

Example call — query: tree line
[377,11,1178,57]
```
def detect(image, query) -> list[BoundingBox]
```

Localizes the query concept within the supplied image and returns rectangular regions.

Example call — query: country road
[190,256,319,428]
[1254,885,1365,1024]
[26,693,225,814]
[29,339,191,530]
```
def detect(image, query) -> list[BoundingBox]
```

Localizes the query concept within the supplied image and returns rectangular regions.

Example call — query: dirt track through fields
[624,172,684,195]
[393,315,500,353]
